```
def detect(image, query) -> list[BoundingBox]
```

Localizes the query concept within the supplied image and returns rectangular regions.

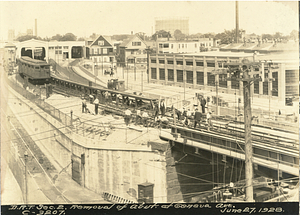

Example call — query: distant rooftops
[180,51,253,58]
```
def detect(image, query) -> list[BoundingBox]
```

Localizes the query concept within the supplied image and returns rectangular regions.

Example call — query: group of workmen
[81,93,212,130]
[124,99,168,128]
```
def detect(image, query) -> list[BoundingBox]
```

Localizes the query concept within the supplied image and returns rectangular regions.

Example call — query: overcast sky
[0,1,298,40]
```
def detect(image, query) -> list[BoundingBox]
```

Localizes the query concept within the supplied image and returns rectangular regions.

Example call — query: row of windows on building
[90,48,113,55]
[49,46,69,49]
[150,68,279,96]
[132,42,141,46]
[159,42,213,49]
[130,49,147,55]
[151,59,219,67]
[91,56,114,63]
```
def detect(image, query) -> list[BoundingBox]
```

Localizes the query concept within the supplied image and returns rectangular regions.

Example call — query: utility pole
[211,64,227,115]
[184,71,186,102]
[225,58,261,202]
[146,46,151,83]
[141,70,143,92]
[24,151,28,204]
[215,80,219,115]
[134,57,136,81]
[126,59,129,90]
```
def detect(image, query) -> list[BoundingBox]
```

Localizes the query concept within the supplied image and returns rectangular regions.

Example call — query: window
[186,61,193,66]
[196,72,204,85]
[59,51,62,54]
[176,61,183,65]
[159,68,165,80]
[151,59,156,63]
[103,48,107,54]
[55,50,59,54]
[178,44,180,48]
[159,44,163,48]
[177,70,183,82]
[151,68,157,79]
[254,80,259,94]
[186,71,193,84]
[132,42,141,46]
[35,67,39,69]
[231,79,239,90]
[98,41,104,46]
[182,44,184,48]
[171,44,173,49]
[163,44,169,48]
[263,81,268,95]
[207,62,215,67]
[167,60,173,64]
[64,46,68,49]
[159,60,165,64]
[207,73,215,86]
[168,69,174,81]
[195,44,197,48]
[196,61,204,66]
[272,72,278,96]
[219,74,227,88]
[58,46,62,49]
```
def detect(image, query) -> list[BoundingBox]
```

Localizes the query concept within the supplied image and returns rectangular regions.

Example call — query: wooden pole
[243,79,253,202]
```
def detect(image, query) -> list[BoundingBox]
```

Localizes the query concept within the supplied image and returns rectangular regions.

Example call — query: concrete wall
[8,86,169,203]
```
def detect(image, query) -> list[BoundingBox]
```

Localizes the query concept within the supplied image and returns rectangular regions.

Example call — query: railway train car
[17,56,51,85]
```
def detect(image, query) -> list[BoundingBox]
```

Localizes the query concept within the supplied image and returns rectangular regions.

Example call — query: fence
[3,134,26,202]
[8,77,72,127]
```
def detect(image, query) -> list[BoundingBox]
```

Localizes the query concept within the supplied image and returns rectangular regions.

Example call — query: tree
[15,35,38,42]
[137,32,146,41]
[61,33,77,41]
[51,34,63,41]
[273,32,283,39]
[203,32,216,39]
[89,33,98,40]
[78,37,85,41]
[174,29,186,41]
[215,29,244,44]
[111,34,130,41]
[151,30,171,41]
[262,34,273,40]
[290,30,298,40]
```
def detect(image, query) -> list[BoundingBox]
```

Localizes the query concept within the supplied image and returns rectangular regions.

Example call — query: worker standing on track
[82,96,87,113]
[93,97,99,115]
[142,110,149,127]
[194,108,202,129]
[207,111,212,130]
[201,96,206,114]
[124,108,132,126]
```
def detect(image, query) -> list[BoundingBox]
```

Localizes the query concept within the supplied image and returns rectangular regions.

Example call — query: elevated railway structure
[11,57,299,187]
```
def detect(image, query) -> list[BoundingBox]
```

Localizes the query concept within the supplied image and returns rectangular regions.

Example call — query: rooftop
[180,51,254,58]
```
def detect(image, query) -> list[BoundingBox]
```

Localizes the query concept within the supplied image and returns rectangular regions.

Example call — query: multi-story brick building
[157,38,214,54]
[149,51,298,107]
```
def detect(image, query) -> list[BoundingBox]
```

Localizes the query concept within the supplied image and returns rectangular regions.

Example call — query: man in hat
[124,108,132,126]
[207,111,212,130]
[194,108,202,129]
[82,96,87,113]
[93,97,99,115]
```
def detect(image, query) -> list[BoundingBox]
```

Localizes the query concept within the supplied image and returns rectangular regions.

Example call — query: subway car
[17,56,51,85]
